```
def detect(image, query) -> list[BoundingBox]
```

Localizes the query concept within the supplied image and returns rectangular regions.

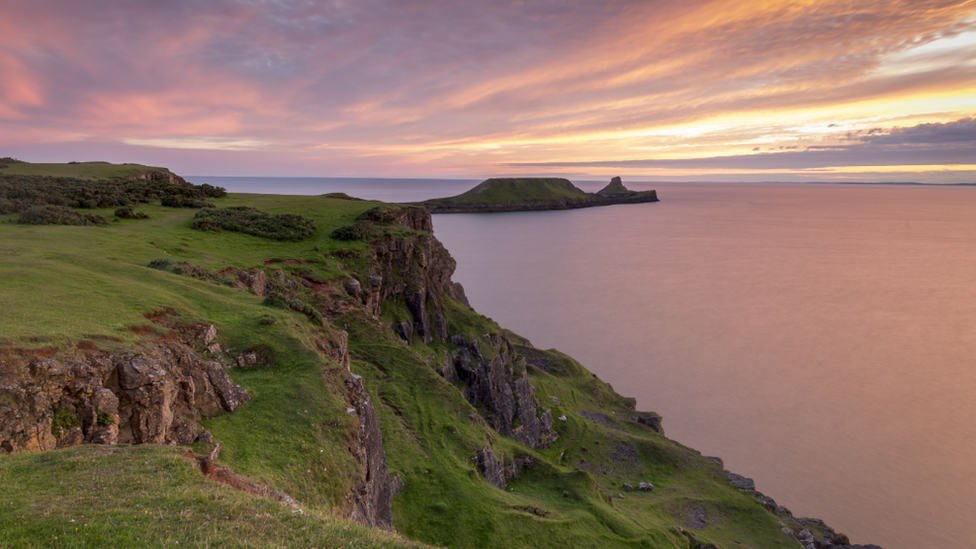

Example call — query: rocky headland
[416,176,658,213]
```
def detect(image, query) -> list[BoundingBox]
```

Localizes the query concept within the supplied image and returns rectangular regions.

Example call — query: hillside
[0,164,870,548]
[0,157,176,181]
[418,177,658,213]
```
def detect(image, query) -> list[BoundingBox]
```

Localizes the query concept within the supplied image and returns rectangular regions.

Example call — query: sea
[192,176,976,549]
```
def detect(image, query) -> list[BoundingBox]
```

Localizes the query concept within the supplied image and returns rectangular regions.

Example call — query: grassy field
[0,160,170,179]
[421,178,591,207]
[0,168,810,548]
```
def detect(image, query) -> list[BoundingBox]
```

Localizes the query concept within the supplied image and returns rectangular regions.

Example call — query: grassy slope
[421,178,591,207]
[0,171,804,548]
[0,444,428,549]
[0,161,172,180]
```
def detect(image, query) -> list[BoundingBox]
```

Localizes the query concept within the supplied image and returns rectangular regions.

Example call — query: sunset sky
[2,0,975,182]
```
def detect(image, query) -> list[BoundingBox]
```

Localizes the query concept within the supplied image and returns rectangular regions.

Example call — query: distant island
[415,176,658,213]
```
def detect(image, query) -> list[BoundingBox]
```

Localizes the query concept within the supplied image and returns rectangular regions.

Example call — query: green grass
[422,178,591,207]
[0,181,813,549]
[0,161,169,180]
[0,444,431,549]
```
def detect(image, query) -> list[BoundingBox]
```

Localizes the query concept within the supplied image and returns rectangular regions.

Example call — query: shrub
[51,407,78,434]
[192,206,316,241]
[147,258,175,271]
[160,195,214,208]
[114,205,149,219]
[0,173,225,214]
[331,220,378,241]
[96,409,113,426]
[18,205,108,226]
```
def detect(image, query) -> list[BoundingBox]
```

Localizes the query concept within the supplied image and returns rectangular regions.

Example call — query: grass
[0,161,170,180]
[0,178,814,549]
[0,444,431,549]
[422,178,591,207]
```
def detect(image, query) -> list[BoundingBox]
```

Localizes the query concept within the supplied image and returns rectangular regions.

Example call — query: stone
[344,279,361,296]
[622,483,634,491]
[393,321,413,343]
[727,472,756,490]
[550,395,561,405]
[638,482,654,492]
[473,446,506,490]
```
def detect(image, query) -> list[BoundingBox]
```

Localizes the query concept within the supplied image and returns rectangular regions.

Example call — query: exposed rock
[631,411,664,434]
[231,269,268,296]
[638,482,654,492]
[727,472,756,490]
[473,446,506,489]
[623,483,634,491]
[440,334,558,449]
[365,206,468,342]
[580,411,623,431]
[0,333,250,453]
[344,279,362,296]
[344,373,395,531]
[393,322,413,344]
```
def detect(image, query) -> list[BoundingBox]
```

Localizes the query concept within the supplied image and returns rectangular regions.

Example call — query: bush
[192,207,316,241]
[51,407,78,434]
[160,195,214,208]
[0,173,225,214]
[18,205,108,226]
[147,258,175,271]
[96,409,113,426]
[331,220,378,241]
[114,205,149,219]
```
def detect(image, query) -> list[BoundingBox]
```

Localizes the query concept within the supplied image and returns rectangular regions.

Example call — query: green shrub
[114,205,149,219]
[96,409,113,426]
[147,258,175,271]
[160,195,214,208]
[192,206,316,241]
[50,407,78,434]
[331,219,378,241]
[0,173,225,214]
[18,205,108,226]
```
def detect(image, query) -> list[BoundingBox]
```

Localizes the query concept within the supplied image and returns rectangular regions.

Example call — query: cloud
[509,117,976,171]
[2,0,976,177]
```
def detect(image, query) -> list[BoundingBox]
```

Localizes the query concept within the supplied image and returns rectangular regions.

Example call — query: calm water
[199,176,976,548]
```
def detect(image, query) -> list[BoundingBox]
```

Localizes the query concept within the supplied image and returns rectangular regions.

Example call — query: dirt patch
[126,325,156,336]
[284,259,308,265]
[143,307,179,324]
[512,505,550,517]
[185,444,298,507]
[0,346,59,358]
[155,330,181,344]
[76,341,98,351]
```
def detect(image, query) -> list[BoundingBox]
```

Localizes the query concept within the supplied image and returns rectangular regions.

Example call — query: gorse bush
[160,195,214,208]
[114,205,149,219]
[0,173,225,214]
[192,206,316,241]
[18,205,108,226]
[330,219,379,241]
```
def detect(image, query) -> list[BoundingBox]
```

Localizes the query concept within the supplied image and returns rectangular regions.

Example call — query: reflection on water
[432,183,976,549]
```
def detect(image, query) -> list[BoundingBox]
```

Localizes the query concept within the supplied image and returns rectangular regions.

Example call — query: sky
[2,0,975,182]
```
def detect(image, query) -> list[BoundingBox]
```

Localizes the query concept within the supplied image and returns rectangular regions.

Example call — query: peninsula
[0,160,876,549]
[416,176,658,213]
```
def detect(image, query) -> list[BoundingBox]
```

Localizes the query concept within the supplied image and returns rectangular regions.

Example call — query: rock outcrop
[351,206,469,343]
[0,337,249,454]
[439,334,558,449]
[473,446,506,489]
[344,373,396,531]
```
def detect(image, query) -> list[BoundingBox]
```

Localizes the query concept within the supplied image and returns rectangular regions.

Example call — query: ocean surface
[193,176,976,549]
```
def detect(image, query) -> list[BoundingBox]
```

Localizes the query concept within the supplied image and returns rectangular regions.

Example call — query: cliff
[0,180,877,549]
[417,176,658,213]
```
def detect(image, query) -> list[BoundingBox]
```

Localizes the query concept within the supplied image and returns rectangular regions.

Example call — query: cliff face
[439,334,558,449]
[0,327,249,454]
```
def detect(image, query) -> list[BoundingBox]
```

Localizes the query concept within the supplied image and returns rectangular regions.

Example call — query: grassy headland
[417,177,658,213]
[0,162,851,549]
